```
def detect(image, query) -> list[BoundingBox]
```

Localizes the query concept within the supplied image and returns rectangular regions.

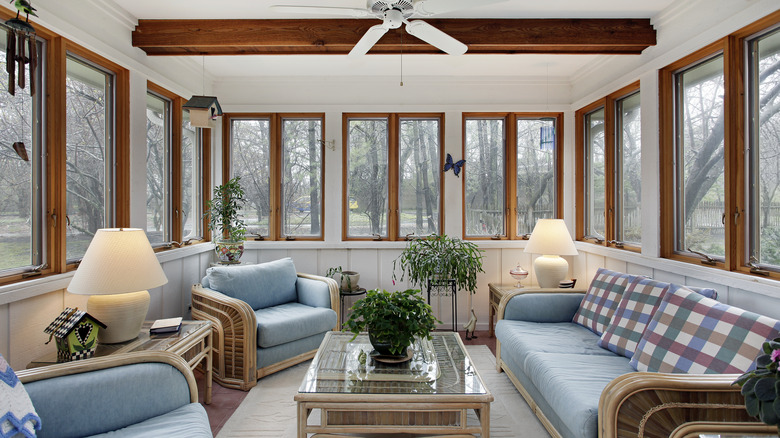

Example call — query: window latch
[583,234,604,244]
[22,263,48,279]
[519,233,531,240]
[405,233,416,241]
[748,256,769,276]
[372,233,383,241]
[285,235,296,241]
[608,240,625,249]
[687,248,716,266]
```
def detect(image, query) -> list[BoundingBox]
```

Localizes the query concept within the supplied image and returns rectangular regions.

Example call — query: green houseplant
[343,289,440,356]
[733,337,780,433]
[392,234,484,294]
[205,176,246,264]
[326,266,360,291]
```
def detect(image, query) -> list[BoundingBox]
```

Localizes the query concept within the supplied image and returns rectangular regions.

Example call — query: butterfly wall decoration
[443,153,465,177]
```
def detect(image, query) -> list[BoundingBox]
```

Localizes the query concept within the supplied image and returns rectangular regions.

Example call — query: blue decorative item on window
[443,153,466,177]
[540,126,555,151]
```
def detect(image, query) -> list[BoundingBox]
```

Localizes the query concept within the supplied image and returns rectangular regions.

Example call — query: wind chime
[4,0,38,97]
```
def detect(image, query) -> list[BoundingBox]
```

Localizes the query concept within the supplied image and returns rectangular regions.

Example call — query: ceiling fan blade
[413,0,506,16]
[405,20,467,55]
[349,24,389,56]
[270,5,370,17]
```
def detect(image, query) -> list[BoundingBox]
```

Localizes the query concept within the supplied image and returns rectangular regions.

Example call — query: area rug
[216,345,549,437]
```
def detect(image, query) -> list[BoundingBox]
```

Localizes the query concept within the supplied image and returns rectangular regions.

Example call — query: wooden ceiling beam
[132,18,656,56]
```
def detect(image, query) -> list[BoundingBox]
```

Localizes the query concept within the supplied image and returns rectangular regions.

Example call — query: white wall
[2,0,780,371]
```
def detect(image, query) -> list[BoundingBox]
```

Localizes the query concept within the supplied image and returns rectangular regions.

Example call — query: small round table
[339,288,367,324]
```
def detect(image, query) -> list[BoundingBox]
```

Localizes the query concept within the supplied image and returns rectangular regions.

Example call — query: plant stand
[427,279,457,332]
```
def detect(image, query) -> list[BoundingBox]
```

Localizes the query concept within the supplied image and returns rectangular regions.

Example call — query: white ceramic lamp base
[87,290,150,344]
[533,255,569,288]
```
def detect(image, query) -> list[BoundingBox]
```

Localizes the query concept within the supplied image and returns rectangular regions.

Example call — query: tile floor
[194,329,497,436]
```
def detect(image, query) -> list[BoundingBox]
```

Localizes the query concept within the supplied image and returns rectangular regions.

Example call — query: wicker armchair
[192,271,339,391]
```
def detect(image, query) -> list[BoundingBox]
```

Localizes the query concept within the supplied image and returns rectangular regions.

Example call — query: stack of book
[150,317,182,335]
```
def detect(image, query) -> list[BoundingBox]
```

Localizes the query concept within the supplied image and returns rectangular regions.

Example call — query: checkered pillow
[629,286,780,374]
[669,283,718,300]
[598,277,671,358]
[572,268,634,335]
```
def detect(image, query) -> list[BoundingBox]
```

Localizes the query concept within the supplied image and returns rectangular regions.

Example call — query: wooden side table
[29,320,213,404]
[488,283,587,337]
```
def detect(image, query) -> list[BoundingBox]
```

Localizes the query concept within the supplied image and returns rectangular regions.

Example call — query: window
[576,83,641,251]
[0,29,44,275]
[344,113,442,240]
[145,91,170,245]
[226,113,324,240]
[659,11,780,277]
[464,113,563,239]
[181,110,202,240]
[65,55,115,261]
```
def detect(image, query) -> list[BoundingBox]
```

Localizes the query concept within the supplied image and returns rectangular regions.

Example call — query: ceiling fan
[271,0,506,56]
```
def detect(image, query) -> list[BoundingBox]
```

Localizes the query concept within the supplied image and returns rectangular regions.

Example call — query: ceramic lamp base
[87,290,150,344]
[533,255,569,288]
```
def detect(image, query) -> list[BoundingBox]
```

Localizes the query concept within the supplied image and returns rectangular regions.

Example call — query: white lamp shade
[524,219,578,256]
[68,228,168,295]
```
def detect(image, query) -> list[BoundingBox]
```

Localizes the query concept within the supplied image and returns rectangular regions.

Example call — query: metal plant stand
[427,279,457,332]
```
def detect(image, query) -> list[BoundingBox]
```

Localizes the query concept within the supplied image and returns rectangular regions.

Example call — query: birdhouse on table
[183,95,222,128]
[44,307,106,363]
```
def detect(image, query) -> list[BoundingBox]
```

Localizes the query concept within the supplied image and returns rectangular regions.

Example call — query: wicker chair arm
[599,372,759,438]
[191,283,257,390]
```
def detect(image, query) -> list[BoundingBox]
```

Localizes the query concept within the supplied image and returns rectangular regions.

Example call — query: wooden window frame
[342,113,445,241]
[575,82,641,253]
[222,112,325,241]
[463,112,564,241]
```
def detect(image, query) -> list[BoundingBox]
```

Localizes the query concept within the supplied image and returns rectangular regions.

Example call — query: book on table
[150,317,182,334]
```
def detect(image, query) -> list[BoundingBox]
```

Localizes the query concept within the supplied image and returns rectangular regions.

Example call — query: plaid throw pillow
[598,277,671,358]
[630,286,780,373]
[572,268,634,335]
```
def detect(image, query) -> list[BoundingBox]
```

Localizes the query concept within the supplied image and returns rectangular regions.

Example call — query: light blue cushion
[86,403,211,438]
[503,293,585,322]
[256,302,337,348]
[257,332,328,369]
[206,258,298,310]
[525,353,634,438]
[25,362,191,438]
[297,277,332,309]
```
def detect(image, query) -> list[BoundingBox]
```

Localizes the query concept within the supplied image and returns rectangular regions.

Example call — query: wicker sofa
[191,258,339,390]
[495,269,780,438]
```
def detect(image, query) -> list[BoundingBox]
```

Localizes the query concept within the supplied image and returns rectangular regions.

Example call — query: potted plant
[205,176,246,264]
[392,234,484,294]
[733,337,780,433]
[343,289,440,357]
[326,266,360,291]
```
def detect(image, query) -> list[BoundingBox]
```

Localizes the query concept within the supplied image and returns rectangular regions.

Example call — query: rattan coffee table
[295,331,493,437]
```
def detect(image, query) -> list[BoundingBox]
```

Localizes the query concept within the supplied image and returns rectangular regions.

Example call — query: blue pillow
[206,258,298,310]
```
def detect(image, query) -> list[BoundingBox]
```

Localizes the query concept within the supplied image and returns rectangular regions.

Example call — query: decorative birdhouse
[44,307,106,362]
[183,95,222,128]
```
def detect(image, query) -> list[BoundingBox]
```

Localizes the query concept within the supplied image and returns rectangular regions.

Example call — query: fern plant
[392,234,484,294]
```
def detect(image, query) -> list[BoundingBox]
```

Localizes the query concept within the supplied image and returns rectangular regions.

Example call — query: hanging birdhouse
[44,307,106,362]
[183,95,222,128]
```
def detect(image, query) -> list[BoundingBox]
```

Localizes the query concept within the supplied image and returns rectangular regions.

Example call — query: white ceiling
[108,0,677,79]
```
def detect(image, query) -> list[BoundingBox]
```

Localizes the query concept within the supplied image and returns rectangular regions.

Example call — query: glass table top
[298,331,487,395]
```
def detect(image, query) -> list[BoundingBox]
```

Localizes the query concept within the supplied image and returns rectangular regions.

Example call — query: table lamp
[523,219,578,288]
[67,228,168,344]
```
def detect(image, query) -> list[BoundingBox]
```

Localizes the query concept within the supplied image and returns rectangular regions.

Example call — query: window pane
[399,118,440,236]
[232,119,270,237]
[465,118,504,236]
[281,118,323,237]
[347,118,388,237]
[585,108,605,239]
[516,118,555,235]
[750,29,780,266]
[617,92,642,244]
[146,92,168,245]
[676,56,725,257]
[182,110,201,240]
[66,57,111,261]
[0,32,41,272]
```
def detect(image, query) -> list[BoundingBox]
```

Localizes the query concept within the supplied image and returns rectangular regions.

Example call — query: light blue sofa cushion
[297,276,332,309]
[503,293,585,322]
[86,403,211,438]
[25,362,191,438]
[205,258,298,310]
[525,352,634,438]
[257,332,329,369]
[256,302,337,348]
